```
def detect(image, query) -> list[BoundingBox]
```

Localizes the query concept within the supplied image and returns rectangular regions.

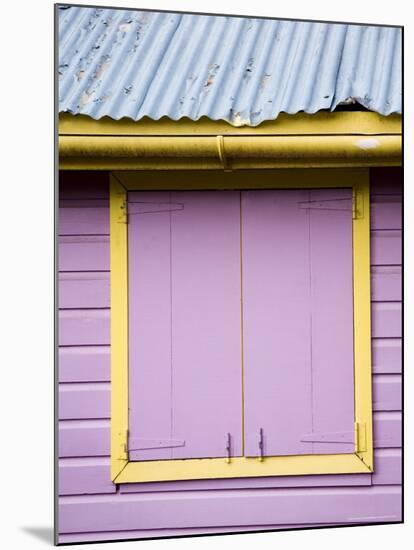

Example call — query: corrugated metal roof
[58,6,402,126]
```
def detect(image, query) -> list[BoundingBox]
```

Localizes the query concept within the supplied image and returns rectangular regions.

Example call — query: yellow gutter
[59,112,402,170]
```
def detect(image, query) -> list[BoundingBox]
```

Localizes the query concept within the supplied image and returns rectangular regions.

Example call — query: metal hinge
[118,200,128,224]
[355,422,367,452]
[225,433,232,464]
[258,428,264,461]
[119,429,129,460]
[128,202,184,215]
[298,198,353,212]
[301,431,355,444]
[128,437,185,451]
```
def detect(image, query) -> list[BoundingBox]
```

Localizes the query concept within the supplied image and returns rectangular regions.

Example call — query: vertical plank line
[307,189,315,455]
[240,191,245,456]
[169,192,174,460]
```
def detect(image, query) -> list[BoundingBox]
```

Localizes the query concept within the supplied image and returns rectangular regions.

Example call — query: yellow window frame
[110,168,373,483]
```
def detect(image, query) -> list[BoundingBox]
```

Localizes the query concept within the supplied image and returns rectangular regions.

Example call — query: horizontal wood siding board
[59,522,372,543]
[371,302,402,338]
[370,199,402,230]
[58,486,401,534]
[372,375,401,412]
[59,272,110,309]
[371,266,401,302]
[373,412,402,448]
[59,309,110,346]
[59,458,116,495]
[372,339,401,374]
[59,383,111,420]
[370,230,402,266]
[372,449,402,486]
[59,420,110,457]
[59,236,109,272]
[59,205,109,236]
[59,346,111,382]
[59,199,109,208]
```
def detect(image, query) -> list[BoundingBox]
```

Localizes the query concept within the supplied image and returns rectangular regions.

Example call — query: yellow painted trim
[353,174,374,471]
[116,453,370,483]
[59,112,401,170]
[113,168,365,191]
[110,168,373,483]
[109,175,129,482]
[59,134,401,170]
[59,111,401,136]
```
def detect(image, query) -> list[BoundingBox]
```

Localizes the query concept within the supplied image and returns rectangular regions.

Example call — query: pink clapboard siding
[57,516,397,544]
[59,347,110,382]
[59,486,400,534]
[58,168,402,543]
[59,272,110,309]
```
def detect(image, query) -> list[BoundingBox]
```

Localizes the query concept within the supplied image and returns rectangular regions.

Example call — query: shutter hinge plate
[118,199,128,224]
[298,198,353,212]
[301,431,355,443]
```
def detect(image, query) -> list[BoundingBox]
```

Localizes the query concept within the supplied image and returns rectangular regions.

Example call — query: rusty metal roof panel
[58,6,402,126]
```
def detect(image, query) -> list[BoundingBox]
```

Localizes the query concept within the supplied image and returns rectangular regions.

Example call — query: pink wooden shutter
[242,188,355,457]
[127,191,242,461]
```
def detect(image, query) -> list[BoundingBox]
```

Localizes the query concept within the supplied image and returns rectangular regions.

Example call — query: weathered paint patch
[58,7,402,124]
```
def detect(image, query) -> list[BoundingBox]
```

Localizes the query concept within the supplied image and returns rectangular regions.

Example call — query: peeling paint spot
[79,90,96,108]
[93,55,111,81]
[231,112,251,127]
[203,64,220,88]
[93,93,110,104]
[355,138,380,150]
[341,97,356,105]
[119,20,133,33]
[243,58,254,82]
[76,69,86,82]
[59,63,69,76]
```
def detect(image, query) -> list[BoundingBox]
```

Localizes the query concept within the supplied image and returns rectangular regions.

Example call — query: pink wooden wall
[57,168,402,544]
